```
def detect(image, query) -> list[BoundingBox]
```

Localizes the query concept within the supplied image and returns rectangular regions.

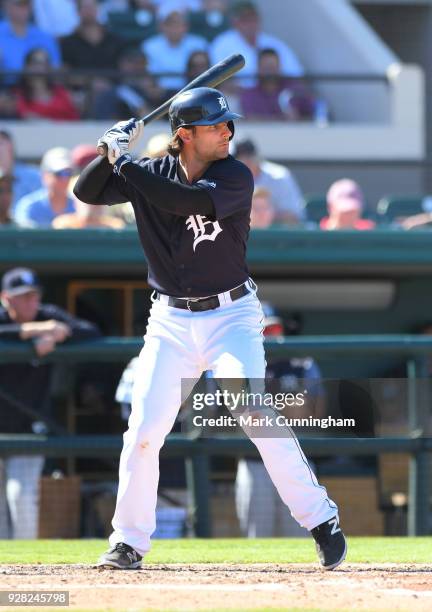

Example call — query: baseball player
[74,87,346,570]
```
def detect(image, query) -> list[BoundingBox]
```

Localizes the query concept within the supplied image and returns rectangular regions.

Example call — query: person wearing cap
[320,178,375,230]
[235,303,325,538]
[210,0,303,89]
[0,130,42,211]
[71,144,98,174]
[142,8,207,92]
[14,147,76,228]
[0,267,100,539]
[233,138,305,225]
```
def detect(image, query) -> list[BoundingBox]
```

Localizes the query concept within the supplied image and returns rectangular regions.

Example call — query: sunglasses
[53,169,73,178]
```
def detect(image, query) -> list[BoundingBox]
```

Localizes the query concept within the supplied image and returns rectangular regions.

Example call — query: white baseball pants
[109,289,337,555]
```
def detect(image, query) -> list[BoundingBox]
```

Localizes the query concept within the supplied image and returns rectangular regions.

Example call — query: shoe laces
[113,542,134,554]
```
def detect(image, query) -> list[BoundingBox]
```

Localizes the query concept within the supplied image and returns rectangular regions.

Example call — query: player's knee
[124,421,166,452]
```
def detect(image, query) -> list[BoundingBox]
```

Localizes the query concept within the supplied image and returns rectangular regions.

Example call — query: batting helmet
[169,87,242,139]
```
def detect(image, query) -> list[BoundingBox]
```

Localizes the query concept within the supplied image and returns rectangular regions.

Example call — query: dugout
[1,227,431,537]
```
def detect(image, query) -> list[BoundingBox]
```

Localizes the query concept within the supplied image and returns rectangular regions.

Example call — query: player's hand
[97,118,143,164]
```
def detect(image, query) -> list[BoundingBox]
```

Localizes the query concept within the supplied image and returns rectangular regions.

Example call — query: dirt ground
[1,563,431,611]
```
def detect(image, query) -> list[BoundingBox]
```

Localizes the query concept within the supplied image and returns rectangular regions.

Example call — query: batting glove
[97,118,144,164]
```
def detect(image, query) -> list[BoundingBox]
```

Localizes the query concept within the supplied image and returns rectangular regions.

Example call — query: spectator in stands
[189,0,230,41]
[105,0,158,46]
[71,144,98,174]
[89,47,165,120]
[53,187,126,229]
[399,211,432,230]
[0,267,100,539]
[0,130,41,211]
[235,304,324,537]
[0,171,17,226]
[320,179,375,231]
[52,200,125,230]
[0,0,61,81]
[14,147,75,228]
[233,138,305,225]
[60,0,125,70]
[142,8,207,92]
[33,0,79,37]
[250,186,276,229]
[210,1,303,89]
[240,48,316,121]
[15,48,80,121]
[185,50,210,82]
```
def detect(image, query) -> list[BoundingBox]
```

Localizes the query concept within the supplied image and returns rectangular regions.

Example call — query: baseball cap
[71,144,97,171]
[327,179,364,209]
[1,267,41,296]
[41,147,72,174]
[233,138,257,158]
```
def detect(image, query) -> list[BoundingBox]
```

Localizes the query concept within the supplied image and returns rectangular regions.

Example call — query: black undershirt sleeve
[121,161,215,217]
[74,156,131,205]
[74,157,215,217]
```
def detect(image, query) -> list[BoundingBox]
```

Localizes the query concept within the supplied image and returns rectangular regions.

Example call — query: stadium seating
[302,194,327,224]
[376,195,427,223]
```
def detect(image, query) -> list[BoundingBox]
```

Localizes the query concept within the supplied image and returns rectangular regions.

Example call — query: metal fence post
[185,446,211,537]
[408,445,430,535]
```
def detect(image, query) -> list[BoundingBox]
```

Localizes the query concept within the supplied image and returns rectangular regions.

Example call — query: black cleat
[311,516,347,570]
[96,542,142,569]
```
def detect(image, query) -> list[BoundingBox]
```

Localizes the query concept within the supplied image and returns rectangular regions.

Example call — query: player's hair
[167,127,196,157]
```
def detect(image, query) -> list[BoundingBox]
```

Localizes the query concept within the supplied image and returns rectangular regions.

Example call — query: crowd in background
[1,127,430,231]
[1,0,427,229]
[0,0,319,122]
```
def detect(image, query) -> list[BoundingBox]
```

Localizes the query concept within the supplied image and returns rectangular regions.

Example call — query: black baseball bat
[97,53,245,156]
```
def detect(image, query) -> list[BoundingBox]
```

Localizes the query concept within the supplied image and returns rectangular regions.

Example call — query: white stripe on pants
[109,292,337,555]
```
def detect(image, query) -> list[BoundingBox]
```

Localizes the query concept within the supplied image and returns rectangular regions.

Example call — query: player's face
[3,289,41,323]
[191,122,232,161]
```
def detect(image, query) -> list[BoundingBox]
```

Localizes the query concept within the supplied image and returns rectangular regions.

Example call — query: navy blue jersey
[95,154,254,297]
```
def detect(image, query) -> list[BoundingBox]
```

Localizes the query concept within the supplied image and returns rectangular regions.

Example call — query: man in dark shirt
[0,267,100,539]
[60,0,125,71]
[74,86,346,571]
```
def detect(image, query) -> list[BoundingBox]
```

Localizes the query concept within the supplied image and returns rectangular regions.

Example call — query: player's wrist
[113,153,133,177]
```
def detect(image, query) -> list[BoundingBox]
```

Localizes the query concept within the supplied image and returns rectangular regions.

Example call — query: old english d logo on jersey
[186,215,223,251]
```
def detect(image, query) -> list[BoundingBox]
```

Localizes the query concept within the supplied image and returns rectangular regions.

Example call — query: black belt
[155,280,254,312]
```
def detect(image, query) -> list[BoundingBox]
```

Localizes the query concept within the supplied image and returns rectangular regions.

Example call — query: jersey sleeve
[196,159,254,220]
[73,156,135,206]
